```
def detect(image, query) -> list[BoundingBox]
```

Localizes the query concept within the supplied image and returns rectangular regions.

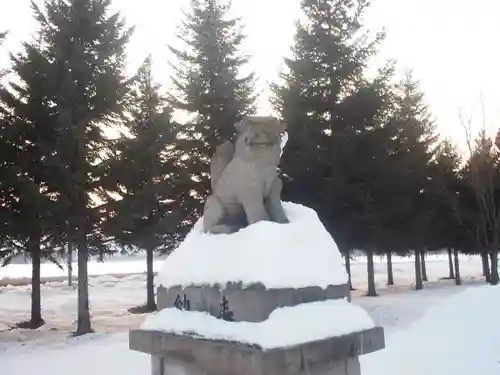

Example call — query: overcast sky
[1,0,499,152]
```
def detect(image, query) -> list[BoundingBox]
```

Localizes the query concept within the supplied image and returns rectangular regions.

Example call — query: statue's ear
[235,119,248,133]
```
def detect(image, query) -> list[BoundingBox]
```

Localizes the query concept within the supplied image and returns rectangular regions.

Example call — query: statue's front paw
[209,224,239,235]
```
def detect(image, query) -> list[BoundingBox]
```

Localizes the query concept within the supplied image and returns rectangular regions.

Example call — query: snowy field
[0,254,168,285]
[0,253,496,375]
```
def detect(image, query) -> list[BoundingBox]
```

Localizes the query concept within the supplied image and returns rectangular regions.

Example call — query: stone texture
[151,354,360,375]
[203,116,288,234]
[157,282,351,322]
[151,357,163,375]
[130,326,384,375]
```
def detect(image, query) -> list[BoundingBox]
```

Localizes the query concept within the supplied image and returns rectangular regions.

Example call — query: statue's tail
[210,141,234,190]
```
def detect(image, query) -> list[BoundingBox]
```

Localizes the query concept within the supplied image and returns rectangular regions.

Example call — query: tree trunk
[76,236,92,335]
[67,240,73,287]
[481,252,490,282]
[146,246,157,311]
[28,232,44,328]
[453,248,461,286]
[490,251,499,285]
[415,249,423,290]
[74,116,91,335]
[420,250,428,282]
[386,251,394,286]
[366,250,377,296]
[344,253,354,291]
[447,248,455,279]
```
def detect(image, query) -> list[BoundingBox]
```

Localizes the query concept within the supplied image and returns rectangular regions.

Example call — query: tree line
[0,0,498,335]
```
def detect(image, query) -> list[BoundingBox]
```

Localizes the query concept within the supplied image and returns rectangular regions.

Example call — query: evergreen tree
[0,33,62,328]
[460,131,500,285]
[31,0,132,335]
[383,73,437,291]
[0,31,7,77]
[272,0,393,296]
[427,139,463,283]
[337,72,396,296]
[0,30,9,237]
[103,56,188,312]
[169,0,256,205]
[454,161,486,281]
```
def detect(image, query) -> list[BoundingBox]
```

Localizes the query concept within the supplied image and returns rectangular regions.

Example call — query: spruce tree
[272,0,392,296]
[427,139,463,282]
[387,74,437,289]
[0,31,7,77]
[0,34,61,328]
[30,0,132,335]
[169,0,256,204]
[104,56,187,312]
[0,30,9,230]
[461,131,500,285]
[272,0,386,222]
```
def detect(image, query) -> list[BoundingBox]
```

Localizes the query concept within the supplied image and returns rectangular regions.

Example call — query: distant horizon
[1,0,499,154]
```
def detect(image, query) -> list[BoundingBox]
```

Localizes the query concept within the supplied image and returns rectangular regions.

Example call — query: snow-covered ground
[0,254,167,284]
[0,253,493,374]
[363,284,500,375]
[0,251,482,285]
[0,253,483,334]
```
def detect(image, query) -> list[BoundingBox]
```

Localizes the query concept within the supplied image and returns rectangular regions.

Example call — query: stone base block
[129,326,384,375]
[157,282,350,322]
[151,354,361,375]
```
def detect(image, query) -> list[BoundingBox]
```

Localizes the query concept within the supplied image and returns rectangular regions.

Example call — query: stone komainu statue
[203,116,289,234]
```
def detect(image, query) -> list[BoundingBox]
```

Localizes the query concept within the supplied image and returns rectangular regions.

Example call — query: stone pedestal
[133,134,387,375]
[130,278,385,375]
[130,199,386,374]
[130,326,384,375]
[157,282,351,322]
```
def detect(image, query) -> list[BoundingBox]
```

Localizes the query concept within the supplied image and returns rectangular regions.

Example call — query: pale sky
[1,0,499,153]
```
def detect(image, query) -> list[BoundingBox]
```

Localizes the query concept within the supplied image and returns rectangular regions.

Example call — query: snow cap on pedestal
[157,202,348,289]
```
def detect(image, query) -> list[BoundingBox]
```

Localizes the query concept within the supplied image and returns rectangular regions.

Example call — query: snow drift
[157,202,348,289]
[362,284,500,375]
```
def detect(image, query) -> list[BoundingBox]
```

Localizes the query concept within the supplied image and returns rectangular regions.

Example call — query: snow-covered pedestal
[156,203,351,322]
[156,281,350,322]
[130,302,384,375]
[129,203,385,375]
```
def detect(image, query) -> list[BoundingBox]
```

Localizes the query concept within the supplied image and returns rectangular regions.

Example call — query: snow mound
[157,202,347,289]
[362,285,500,375]
[141,299,374,349]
